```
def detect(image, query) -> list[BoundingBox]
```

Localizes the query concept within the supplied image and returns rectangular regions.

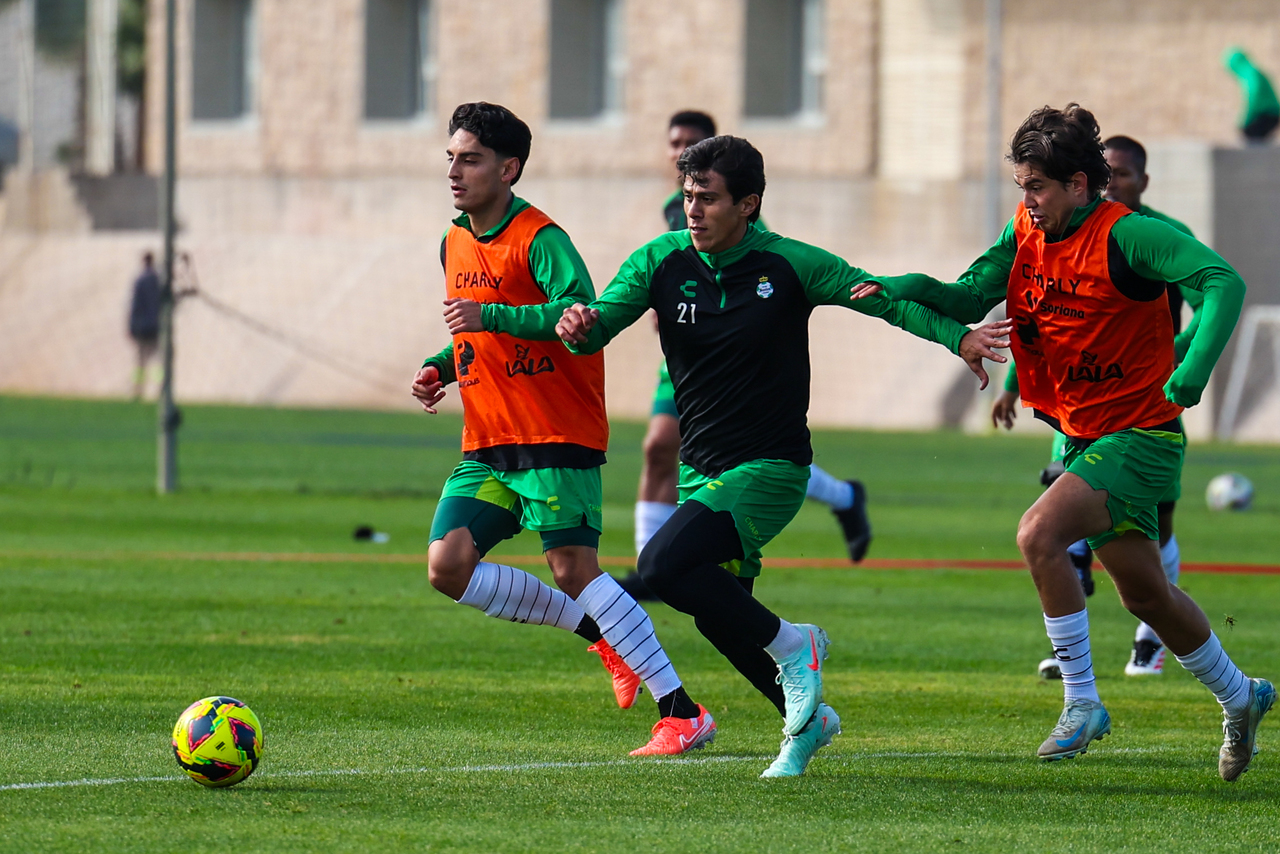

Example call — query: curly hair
[448,102,533,185]
[1008,104,1110,197]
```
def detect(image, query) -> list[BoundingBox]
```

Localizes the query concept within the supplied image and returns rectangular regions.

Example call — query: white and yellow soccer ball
[172,696,264,787]
[1205,472,1254,511]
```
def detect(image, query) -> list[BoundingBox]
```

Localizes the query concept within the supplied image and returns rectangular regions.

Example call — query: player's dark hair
[677,136,766,223]
[448,102,533,185]
[1008,104,1110,197]
[142,251,154,266]
[669,110,717,140]
[1103,134,1147,176]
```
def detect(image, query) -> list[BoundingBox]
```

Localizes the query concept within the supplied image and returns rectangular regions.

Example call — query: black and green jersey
[567,223,971,477]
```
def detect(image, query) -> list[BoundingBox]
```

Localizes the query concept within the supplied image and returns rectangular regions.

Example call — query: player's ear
[739,193,760,219]
[500,156,521,184]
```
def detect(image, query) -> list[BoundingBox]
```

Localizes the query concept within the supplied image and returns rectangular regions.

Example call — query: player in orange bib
[411,103,713,757]
[853,104,1273,781]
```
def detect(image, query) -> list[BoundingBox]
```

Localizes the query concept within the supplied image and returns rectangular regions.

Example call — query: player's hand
[557,303,600,345]
[849,281,884,300]
[959,319,1012,391]
[443,298,484,334]
[991,389,1020,430]
[1163,371,1202,407]
[411,365,446,414]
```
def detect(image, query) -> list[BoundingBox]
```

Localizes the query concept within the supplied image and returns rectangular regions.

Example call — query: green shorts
[1052,420,1183,503]
[651,361,678,418]
[1063,427,1184,549]
[679,458,810,578]
[429,461,602,555]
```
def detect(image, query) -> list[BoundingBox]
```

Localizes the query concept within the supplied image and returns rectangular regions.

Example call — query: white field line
[0,747,1173,793]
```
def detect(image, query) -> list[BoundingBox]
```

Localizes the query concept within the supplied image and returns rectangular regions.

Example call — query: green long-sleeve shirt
[874,197,1245,408]
[421,195,596,384]
[566,223,971,475]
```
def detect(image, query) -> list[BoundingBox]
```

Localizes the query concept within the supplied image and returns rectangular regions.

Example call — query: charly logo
[506,344,555,378]
[1068,350,1124,383]
[456,340,476,376]
[756,277,774,299]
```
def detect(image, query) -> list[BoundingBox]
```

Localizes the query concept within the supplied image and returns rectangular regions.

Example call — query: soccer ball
[172,696,264,787]
[1205,472,1254,511]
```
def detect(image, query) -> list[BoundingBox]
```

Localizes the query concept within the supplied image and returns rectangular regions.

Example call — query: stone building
[2,0,1279,439]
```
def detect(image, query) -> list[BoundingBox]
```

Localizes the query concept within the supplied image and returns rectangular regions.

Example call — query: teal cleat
[760,703,841,778]
[775,624,830,735]
[1220,678,1276,782]
[1038,699,1111,761]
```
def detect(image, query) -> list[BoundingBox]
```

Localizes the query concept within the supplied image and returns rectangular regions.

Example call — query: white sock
[456,561,583,632]
[1045,610,1100,703]
[1174,632,1253,715]
[1160,535,1181,585]
[634,501,677,555]
[576,573,682,699]
[764,620,805,661]
[806,465,854,511]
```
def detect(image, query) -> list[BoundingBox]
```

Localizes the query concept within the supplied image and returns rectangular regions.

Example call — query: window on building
[364,0,435,120]
[548,0,624,120]
[191,0,254,121]
[744,0,824,119]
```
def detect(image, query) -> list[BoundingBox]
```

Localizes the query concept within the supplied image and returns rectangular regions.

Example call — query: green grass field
[2,395,1279,852]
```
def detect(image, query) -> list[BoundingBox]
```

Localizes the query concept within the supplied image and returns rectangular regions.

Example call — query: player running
[994,134,1204,679]
[620,111,870,605]
[412,102,714,757]
[557,135,1007,776]
[854,104,1273,780]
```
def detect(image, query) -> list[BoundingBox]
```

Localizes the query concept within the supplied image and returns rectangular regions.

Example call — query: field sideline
[2,396,1279,852]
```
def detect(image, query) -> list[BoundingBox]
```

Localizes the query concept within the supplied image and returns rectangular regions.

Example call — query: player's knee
[636,538,673,595]
[1016,512,1055,563]
[427,531,478,600]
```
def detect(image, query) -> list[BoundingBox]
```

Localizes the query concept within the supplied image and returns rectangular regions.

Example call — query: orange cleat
[629,704,716,756]
[588,640,643,709]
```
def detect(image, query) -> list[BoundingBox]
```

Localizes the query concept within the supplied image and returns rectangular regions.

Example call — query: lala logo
[756,277,774,299]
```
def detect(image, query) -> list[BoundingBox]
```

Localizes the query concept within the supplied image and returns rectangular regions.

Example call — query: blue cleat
[760,703,841,778]
[1038,699,1111,761]
[1220,678,1276,782]
[775,624,829,736]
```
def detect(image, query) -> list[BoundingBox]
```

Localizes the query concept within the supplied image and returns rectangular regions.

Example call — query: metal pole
[982,0,1003,243]
[157,0,178,494]
[16,0,35,175]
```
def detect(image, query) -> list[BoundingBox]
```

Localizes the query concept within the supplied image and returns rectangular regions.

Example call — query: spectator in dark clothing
[129,252,162,400]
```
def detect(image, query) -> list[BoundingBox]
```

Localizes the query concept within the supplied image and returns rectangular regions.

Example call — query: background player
[412,102,714,757]
[993,134,1203,679]
[558,135,1007,776]
[855,104,1273,781]
[620,111,870,603]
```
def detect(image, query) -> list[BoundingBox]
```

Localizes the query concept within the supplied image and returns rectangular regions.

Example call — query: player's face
[1014,163,1089,235]
[668,125,708,170]
[683,170,758,254]
[446,129,518,214]
[1103,148,1148,212]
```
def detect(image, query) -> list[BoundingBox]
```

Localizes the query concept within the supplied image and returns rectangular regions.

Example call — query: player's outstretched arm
[559,239,667,354]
